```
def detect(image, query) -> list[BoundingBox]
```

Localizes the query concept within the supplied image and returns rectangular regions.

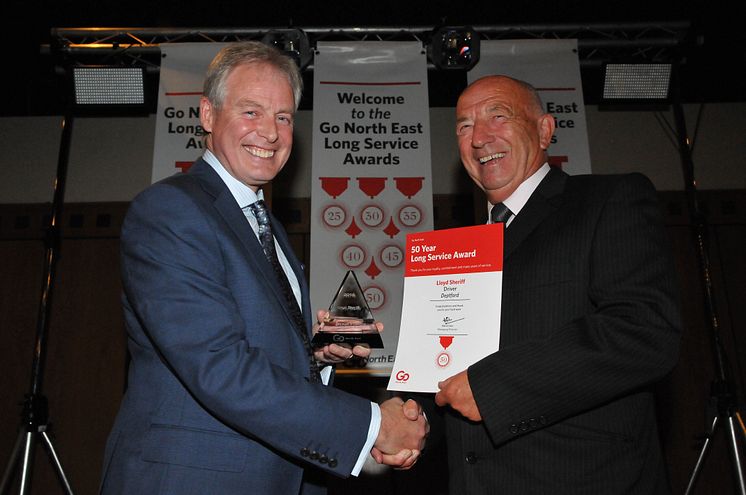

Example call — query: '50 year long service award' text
[388,224,503,392]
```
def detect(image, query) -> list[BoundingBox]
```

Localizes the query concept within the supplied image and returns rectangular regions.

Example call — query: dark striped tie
[490,202,513,224]
[248,200,320,382]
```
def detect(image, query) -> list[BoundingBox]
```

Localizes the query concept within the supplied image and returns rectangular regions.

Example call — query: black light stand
[672,64,746,495]
[0,84,76,494]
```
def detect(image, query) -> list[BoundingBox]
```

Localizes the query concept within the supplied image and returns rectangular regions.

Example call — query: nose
[257,117,278,143]
[471,120,493,148]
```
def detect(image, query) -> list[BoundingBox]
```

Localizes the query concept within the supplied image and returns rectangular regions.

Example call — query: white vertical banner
[310,42,434,375]
[151,43,225,183]
[470,39,592,175]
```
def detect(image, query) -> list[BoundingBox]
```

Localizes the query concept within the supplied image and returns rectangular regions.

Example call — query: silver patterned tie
[247,200,320,382]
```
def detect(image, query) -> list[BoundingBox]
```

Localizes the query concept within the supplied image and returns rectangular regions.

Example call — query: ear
[199,97,214,132]
[537,113,555,150]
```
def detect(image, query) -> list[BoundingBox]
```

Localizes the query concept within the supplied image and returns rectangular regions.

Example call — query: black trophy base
[312,330,384,348]
[312,320,384,348]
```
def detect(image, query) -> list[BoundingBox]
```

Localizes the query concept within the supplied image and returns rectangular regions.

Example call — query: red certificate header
[404,223,504,277]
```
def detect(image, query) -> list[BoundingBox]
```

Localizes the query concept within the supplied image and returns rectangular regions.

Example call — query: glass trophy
[312,270,384,348]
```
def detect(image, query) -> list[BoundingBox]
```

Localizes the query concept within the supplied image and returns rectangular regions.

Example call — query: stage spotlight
[261,29,312,70]
[602,63,672,100]
[72,66,145,106]
[429,26,480,70]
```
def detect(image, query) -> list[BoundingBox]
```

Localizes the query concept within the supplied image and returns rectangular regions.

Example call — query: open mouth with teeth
[479,152,506,164]
[246,145,275,158]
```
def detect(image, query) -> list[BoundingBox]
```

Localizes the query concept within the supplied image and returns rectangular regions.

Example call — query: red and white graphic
[398,204,423,228]
[363,285,386,311]
[379,244,404,269]
[344,218,362,239]
[395,370,410,382]
[383,218,401,238]
[359,204,385,228]
[320,177,350,198]
[394,177,425,198]
[436,335,454,368]
[357,177,387,198]
[322,204,347,228]
[310,42,434,374]
[388,224,504,392]
[340,244,367,269]
[364,258,382,279]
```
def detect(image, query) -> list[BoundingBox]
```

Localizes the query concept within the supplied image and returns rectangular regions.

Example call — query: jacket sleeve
[120,181,372,476]
[468,173,682,445]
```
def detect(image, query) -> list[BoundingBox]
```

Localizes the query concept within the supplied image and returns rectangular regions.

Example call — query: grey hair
[203,41,303,110]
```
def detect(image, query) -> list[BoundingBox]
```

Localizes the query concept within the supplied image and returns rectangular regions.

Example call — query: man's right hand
[372,398,428,469]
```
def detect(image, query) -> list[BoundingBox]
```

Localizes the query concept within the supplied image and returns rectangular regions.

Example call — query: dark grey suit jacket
[444,169,681,494]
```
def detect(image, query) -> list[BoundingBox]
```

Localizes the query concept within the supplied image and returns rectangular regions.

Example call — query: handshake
[372,397,429,469]
[312,312,428,470]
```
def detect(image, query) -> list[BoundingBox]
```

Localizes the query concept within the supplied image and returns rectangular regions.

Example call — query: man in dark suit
[433,75,681,493]
[99,41,427,495]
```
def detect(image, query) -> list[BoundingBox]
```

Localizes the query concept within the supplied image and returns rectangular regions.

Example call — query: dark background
[1,1,745,494]
[3,0,746,117]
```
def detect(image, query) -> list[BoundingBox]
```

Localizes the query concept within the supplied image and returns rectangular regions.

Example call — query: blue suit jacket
[100,159,371,495]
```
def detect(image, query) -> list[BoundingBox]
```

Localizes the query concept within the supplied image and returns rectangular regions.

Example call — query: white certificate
[387,223,503,392]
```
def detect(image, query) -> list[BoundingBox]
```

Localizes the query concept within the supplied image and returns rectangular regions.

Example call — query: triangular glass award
[311,270,384,348]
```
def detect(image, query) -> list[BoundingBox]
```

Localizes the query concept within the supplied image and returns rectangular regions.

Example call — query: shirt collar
[202,149,264,207]
[501,163,551,216]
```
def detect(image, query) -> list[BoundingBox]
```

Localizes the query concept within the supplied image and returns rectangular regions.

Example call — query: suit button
[300,448,310,457]
[328,458,338,468]
[465,452,477,464]
[310,451,320,460]
[539,415,547,425]
[529,418,538,428]
[319,455,328,464]
[509,424,519,434]
[520,421,529,431]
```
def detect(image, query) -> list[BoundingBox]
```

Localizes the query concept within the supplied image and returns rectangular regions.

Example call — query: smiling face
[456,76,555,204]
[200,61,295,191]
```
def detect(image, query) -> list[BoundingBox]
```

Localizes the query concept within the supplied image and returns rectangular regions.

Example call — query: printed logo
[395,370,410,382]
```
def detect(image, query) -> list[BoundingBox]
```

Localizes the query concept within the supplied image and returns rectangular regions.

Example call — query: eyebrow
[236,98,294,115]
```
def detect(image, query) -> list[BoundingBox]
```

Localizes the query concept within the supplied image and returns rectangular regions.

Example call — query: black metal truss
[47,21,694,73]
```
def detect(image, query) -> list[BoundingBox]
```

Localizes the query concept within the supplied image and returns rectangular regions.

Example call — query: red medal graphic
[436,335,454,368]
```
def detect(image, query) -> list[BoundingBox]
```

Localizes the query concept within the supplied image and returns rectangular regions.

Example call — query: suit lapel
[188,159,303,330]
[504,167,567,260]
[269,212,313,333]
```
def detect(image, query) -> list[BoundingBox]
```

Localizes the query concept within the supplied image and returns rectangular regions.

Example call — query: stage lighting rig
[429,26,480,70]
[602,63,673,101]
[261,28,312,70]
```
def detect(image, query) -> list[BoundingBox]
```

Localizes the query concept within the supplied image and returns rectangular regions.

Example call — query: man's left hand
[434,370,482,421]
[312,309,378,364]
[314,342,371,364]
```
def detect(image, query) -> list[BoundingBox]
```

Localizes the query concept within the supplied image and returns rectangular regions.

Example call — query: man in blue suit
[99,41,428,495]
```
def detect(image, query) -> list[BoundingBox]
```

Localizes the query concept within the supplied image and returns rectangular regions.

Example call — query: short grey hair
[203,41,303,110]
